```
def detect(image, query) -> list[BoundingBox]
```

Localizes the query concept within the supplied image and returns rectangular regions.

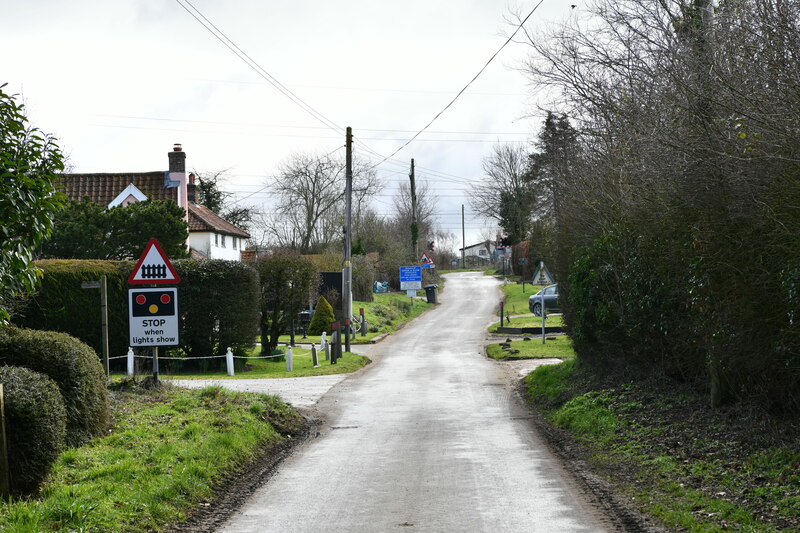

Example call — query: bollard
[311,345,319,367]
[324,341,330,361]
[361,318,367,337]
[319,331,327,352]
[226,347,235,376]
[286,347,294,372]
[127,347,134,377]
[331,331,338,365]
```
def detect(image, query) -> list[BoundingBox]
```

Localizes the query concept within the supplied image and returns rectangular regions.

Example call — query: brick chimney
[187,173,197,204]
[168,143,186,173]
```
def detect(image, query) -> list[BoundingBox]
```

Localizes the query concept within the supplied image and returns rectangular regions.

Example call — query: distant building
[58,145,250,260]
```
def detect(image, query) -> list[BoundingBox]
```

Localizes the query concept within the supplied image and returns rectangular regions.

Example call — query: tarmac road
[218,272,613,532]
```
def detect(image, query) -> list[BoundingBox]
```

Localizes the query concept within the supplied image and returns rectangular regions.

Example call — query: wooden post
[0,384,10,498]
[100,275,109,376]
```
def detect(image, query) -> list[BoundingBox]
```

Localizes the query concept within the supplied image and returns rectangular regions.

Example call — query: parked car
[529,284,559,316]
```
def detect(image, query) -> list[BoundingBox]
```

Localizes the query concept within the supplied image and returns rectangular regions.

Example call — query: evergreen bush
[0,328,109,446]
[308,296,335,335]
[0,365,67,495]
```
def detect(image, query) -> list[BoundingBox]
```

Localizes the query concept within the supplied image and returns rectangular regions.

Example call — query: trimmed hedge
[173,259,260,369]
[12,259,133,362]
[0,365,67,496]
[0,328,109,446]
[13,259,261,372]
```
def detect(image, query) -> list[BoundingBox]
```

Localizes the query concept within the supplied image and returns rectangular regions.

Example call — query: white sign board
[533,261,555,285]
[406,289,417,298]
[129,288,179,346]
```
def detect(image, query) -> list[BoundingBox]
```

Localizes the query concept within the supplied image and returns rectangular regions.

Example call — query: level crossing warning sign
[129,288,179,346]
[128,238,181,285]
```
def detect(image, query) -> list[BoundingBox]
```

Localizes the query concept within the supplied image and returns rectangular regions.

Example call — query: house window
[479,249,487,256]
[232,237,237,250]
[214,233,219,246]
[221,235,227,248]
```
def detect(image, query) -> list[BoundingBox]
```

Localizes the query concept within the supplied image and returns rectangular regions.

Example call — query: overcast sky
[5,0,575,248]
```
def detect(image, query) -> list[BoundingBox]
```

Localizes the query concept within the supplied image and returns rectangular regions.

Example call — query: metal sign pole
[100,275,109,376]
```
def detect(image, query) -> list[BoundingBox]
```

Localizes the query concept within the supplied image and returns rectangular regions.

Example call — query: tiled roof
[57,172,177,205]
[188,203,250,239]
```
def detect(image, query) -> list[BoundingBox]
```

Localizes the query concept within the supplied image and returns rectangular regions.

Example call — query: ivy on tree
[0,85,65,324]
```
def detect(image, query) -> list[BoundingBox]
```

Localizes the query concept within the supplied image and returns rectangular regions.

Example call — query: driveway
[213,272,613,532]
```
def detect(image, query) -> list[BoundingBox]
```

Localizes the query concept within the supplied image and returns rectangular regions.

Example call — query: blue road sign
[399,266,422,282]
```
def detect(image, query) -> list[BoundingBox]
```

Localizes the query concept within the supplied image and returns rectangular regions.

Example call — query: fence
[108,332,343,377]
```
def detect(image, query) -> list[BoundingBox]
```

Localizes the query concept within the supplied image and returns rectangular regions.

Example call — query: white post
[226,347,234,376]
[127,347,134,377]
[541,291,546,344]
[286,347,294,372]
[319,332,326,352]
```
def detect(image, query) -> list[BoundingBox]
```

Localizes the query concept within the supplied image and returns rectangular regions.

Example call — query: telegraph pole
[343,127,353,352]
[409,159,418,260]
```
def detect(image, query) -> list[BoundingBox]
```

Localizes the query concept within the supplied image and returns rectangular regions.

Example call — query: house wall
[190,231,243,261]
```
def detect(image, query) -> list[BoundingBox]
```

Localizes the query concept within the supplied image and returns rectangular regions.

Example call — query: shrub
[0,365,67,495]
[308,296,335,335]
[12,259,133,363]
[0,328,109,446]
[173,259,260,368]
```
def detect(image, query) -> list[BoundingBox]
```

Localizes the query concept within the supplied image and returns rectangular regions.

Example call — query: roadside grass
[489,314,563,332]
[486,336,575,361]
[157,349,369,380]
[0,384,304,533]
[524,362,800,532]
[499,282,543,315]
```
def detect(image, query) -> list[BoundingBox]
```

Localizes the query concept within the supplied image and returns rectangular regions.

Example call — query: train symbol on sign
[131,290,175,317]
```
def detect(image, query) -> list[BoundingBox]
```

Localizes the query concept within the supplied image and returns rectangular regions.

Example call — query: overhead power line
[365,0,546,168]
[174,0,342,134]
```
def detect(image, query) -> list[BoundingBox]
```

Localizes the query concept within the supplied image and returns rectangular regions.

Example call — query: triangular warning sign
[128,238,181,285]
[533,261,555,285]
[420,252,434,264]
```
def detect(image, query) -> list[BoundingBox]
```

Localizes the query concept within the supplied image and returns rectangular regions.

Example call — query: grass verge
[0,383,305,532]
[159,350,369,380]
[524,361,800,532]
[499,282,543,315]
[486,336,575,360]
[489,314,563,332]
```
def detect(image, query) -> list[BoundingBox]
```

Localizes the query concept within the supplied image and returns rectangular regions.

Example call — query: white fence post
[127,347,134,377]
[319,332,326,352]
[226,347,234,376]
[286,347,294,372]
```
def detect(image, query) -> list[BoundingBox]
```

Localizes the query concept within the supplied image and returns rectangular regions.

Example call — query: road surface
[219,272,612,532]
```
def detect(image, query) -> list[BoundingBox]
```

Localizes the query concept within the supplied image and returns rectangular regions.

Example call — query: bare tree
[470,143,537,245]
[268,152,379,253]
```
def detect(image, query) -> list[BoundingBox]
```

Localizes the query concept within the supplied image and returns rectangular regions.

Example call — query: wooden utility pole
[461,204,466,268]
[409,159,418,261]
[100,275,109,376]
[344,127,353,352]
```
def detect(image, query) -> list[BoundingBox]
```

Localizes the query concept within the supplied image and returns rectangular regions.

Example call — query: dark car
[528,283,559,316]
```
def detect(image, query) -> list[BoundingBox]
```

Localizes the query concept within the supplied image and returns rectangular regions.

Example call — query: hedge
[0,365,67,495]
[12,259,132,362]
[13,259,261,372]
[172,259,260,370]
[0,328,109,446]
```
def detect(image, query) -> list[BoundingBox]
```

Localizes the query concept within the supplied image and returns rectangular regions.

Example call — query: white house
[58,145,251,260]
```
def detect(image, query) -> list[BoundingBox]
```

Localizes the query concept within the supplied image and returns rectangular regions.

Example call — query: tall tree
[194,170,257,233]
[0,85,65,324]
[470,143,536,245]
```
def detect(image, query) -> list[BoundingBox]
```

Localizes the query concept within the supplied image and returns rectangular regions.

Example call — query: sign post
[128,239,180,383]
[400,266,422,299]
